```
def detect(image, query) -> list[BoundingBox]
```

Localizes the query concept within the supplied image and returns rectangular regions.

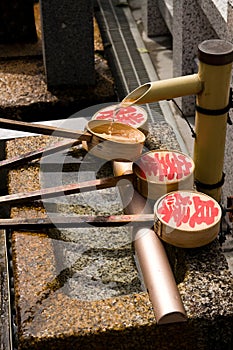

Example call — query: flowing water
[107,103,121,136]
[105,102,140,143]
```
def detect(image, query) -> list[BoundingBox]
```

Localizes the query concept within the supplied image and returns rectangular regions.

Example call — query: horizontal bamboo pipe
[113,161,187,324]
[121,74,203,105]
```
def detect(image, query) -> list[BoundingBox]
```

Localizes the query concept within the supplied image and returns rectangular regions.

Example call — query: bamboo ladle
[0,118,145,161]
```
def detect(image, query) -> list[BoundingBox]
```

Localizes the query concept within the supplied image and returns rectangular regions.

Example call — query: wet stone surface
[51,227,142,301]
[37,143,142,300]
[5,125,233,350]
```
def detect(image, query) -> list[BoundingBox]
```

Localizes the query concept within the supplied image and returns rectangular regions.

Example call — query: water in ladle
[107,103,121,136]
[107,100,139,143]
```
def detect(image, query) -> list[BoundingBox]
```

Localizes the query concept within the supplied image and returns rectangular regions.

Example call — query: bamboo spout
[121,74,203,106]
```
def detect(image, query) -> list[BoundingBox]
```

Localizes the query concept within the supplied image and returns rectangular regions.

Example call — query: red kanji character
[163,152,193,180]
[177,154,193,176]
[155,152,169,181]
[116,106,144,125]
[138,154,159,179]
[96,109,114,120]
[189,196,219,228]
[158,192,192,227]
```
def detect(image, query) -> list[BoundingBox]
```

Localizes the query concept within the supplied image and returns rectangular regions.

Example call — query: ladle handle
[0,214,154,230]
[0,118,92,141]
[0,139,82,169]
[0,173,135,206]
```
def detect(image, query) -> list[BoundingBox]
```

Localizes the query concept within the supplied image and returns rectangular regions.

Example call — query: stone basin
[6,129,233,350]
[0,2,231,348]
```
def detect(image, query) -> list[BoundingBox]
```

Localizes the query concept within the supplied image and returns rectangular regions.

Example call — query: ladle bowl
[84,120,146,161]
[92,104,148,134]
[154,190,222,248]
[133,150,195,200]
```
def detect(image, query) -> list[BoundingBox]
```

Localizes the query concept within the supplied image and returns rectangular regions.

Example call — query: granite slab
[6,131,233,350]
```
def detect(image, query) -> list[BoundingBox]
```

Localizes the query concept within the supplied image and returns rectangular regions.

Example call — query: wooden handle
[0,214,154,229]
[0,139,82,169]
[0,173,135,206]
[0,118,92,141]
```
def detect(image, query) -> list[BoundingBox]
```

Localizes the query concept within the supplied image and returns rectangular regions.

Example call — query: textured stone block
[40,0,95,87]
[143,0,230,115]
[141,0,170,37]
[172,0,217,115]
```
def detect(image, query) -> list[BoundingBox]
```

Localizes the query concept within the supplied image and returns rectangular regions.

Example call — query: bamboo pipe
[121,74,203,106]
[113,161,187,324]
[194,40,233,201]
[122,39,233,201]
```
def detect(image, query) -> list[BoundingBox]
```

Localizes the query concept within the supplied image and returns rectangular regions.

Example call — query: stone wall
[142,0,232,115]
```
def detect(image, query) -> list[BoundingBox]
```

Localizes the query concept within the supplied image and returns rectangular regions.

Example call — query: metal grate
[95,0,164,123]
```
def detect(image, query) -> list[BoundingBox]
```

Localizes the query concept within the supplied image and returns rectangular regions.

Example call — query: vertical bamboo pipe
[194,40,233,201]
[113,161,187,324]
